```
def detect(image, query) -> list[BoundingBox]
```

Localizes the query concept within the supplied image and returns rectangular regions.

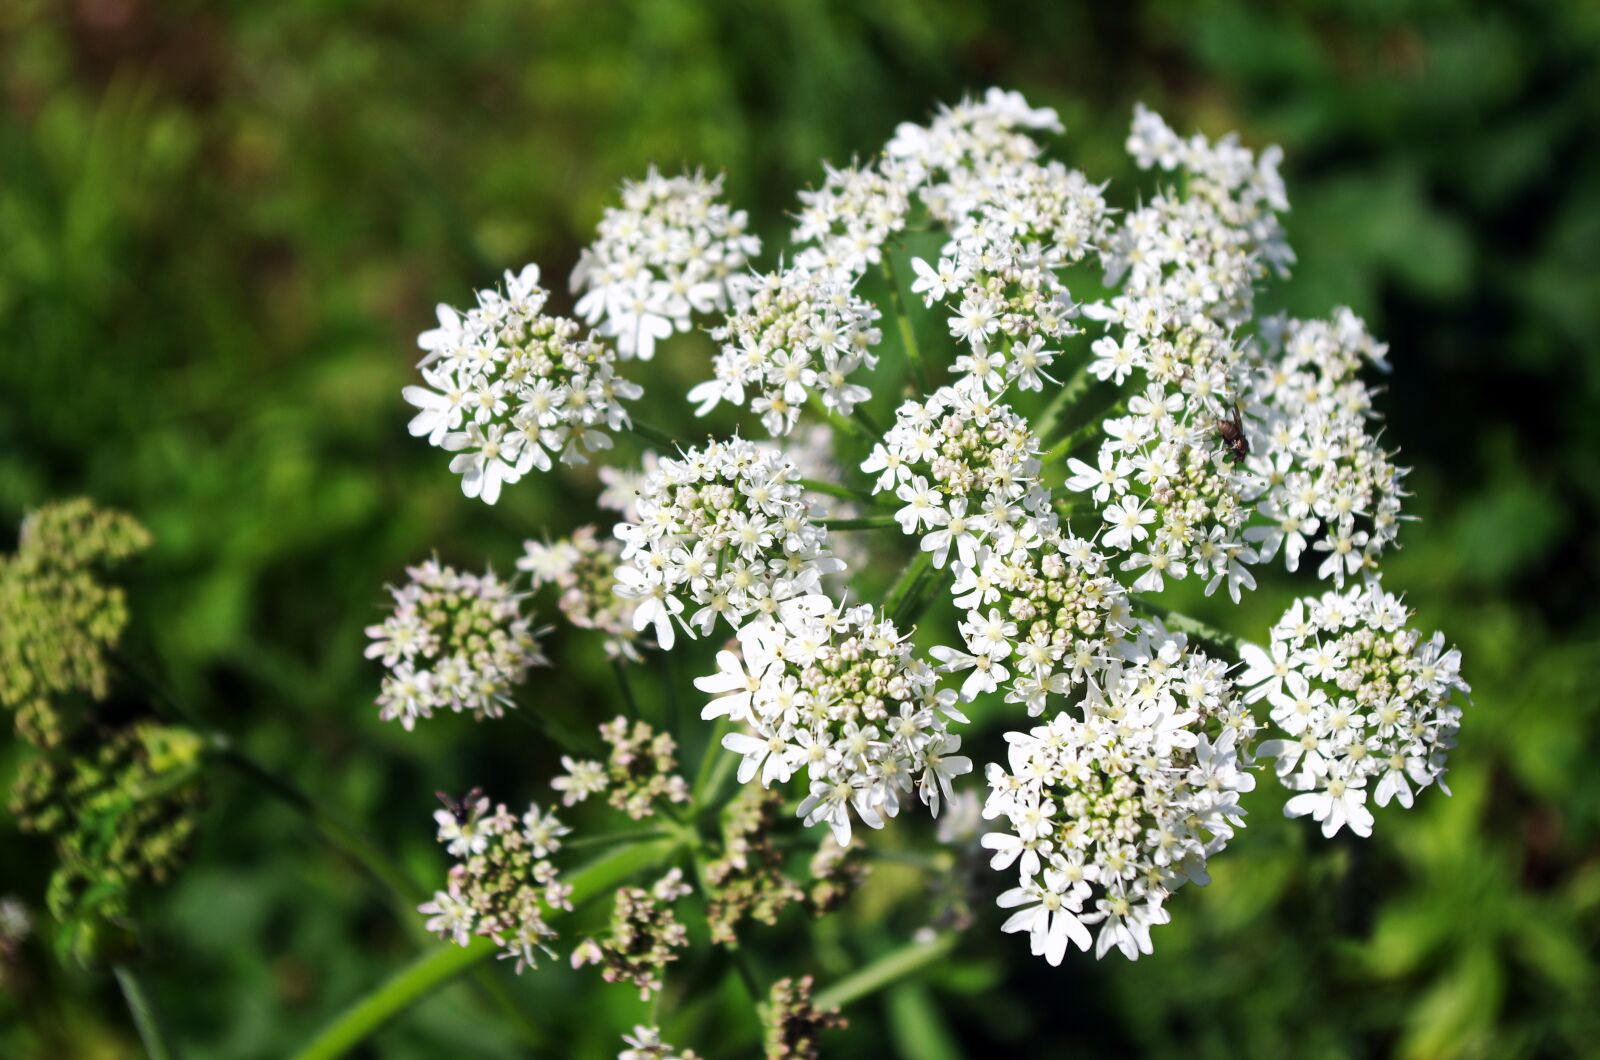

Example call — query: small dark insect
[1217,404,1250,464]
[436,787,485,822]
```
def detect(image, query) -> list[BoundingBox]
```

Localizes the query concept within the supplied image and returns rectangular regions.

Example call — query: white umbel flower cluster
[690,264,883,436]
[910,160,1109,394]
[1111,102,1292,328]
[405,265,640,504]
[791,160,914,282]
[1242,309,1408,585]
[933,527,1131,716]
[388,89,1470,979]
[1244,580,1467,837]
[1069,311,1260,600]
[695,602,971,847]
[864,386,1135,724]
[571,167,760,360]
[419,794,572,973]
[789,89,1066,290]
[612,437,843,650]
[519,527,644,662]
[982,628,1256,962]
[689,88,1085,435]
[865,384,1045,569]
[365,559,548,730]
[887,88,1063,225]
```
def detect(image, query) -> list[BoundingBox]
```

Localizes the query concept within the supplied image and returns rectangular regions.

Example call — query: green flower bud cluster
[763,975,845,1060]
[702,787,871,947]
[10,721,205,964]
[0,499,151,747]
[703,787,805,945]
[571,868,692,1000]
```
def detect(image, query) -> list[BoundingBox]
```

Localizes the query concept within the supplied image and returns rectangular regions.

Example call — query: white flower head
[419,793,572,974]
[407,265,640,504]
[612,437,843,650]
[982,633,1257,963]
[366,559,548,729]
[699,600,969,847]
[1109,103,1292,328]
[1242,309,1408,586]
[869,384,1046,569]
[572,166,760,361]
[691,263,882,436]
[1249,579,1466,837]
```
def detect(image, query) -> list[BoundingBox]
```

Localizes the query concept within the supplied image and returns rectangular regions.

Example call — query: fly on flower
[436,787,485,823]
[1216,403,1250,464]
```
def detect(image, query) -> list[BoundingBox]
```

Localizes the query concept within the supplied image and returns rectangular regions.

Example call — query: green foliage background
[2,0,1598,1056]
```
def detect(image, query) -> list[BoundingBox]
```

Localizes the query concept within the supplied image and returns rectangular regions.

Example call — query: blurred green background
[3,0,1599,1056]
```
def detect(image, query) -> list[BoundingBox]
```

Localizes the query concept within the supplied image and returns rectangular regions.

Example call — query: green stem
[808,395,871,443]
[694,736,740,818]
[612,660,640,719]
[865,849,953,872]
[818,515,899,531]
[850,404,884,438]
[692,716,733,803]
[114,964,177,1060]
[509,703,602,755]
[1040,420,1098,465]
[210,740,545,1047]
[562,827,675,851]
[1041,396,1127,465]
[630,419,687,451]
[126,655,545,1048]
[730,944,766,1007]
[683,845,764,1008]
[813,934,958,1011]
[1033,353,1096,441]
[1129,597,1246,653]
[292,839,680,1060]
[112,654,202,729]
[295,940,493,1060]
[796,477,883,506]
[881,256,931,392]
[660,650,681,743]
[884,551,933,627]
[901,567,952,629]
[1052,495,1090,523]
